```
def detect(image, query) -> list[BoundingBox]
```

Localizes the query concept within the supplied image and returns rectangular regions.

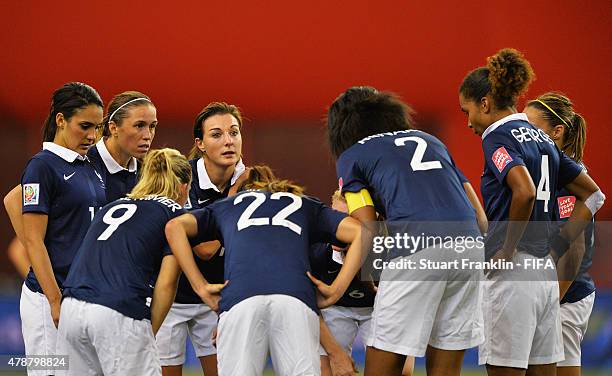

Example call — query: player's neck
[488,107,517,125]
[203,157,234,192]
[105,138,131,168]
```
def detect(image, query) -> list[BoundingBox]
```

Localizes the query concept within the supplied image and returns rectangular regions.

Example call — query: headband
[534,99,571,129]
[108,98,151,123]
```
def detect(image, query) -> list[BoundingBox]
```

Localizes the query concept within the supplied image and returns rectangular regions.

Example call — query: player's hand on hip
[198,281,228,312]
[307,272,340,308]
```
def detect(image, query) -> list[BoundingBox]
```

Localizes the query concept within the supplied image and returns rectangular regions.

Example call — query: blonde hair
[526,92,587,163]
[237,165,304,195]
[331,189,345,204]
[128,148,192,202]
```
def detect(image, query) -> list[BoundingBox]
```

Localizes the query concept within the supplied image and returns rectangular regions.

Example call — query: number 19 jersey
[63,196,186,320]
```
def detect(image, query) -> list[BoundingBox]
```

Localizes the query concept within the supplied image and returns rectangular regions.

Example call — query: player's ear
[551,124,565,142]
[56,113,66,130]
[480,96,491,114]
[195,138,206,153]
[109,121,119,137]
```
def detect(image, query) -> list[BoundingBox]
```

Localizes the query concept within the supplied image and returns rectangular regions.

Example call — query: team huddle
[5,47,605,376]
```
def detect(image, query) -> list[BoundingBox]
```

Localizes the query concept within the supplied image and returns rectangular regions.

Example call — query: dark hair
[188,102,243,160]
[526,92,587,163]
[327,86,414,158]
[43,82,103,142]
[460,48,535,109]
[236,165,304,195]
[102,91,154,137]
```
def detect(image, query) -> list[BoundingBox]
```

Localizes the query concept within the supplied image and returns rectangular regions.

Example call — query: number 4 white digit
[536,155,550,213]
[97,204,138,241]
[394,136,442,171]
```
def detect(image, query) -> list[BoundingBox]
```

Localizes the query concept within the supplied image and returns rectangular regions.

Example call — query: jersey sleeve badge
[23,183,40,206]
[557,196,576,219]
[492,147,513,173]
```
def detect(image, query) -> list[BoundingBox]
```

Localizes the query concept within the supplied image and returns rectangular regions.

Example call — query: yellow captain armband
[344,189,374,214]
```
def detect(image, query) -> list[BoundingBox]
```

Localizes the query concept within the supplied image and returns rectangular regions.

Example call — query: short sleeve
[21,158,56,214]
[482,131,525,184]
[336,151,368,194]
[557,152,584,188]
[190,208,220,245]
[310,201,348,245]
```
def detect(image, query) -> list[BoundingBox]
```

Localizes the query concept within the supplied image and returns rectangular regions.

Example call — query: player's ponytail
[43,82,103,142]
[460,48,534,110]
[236,165,304,195]
[526,92,587,164]
[128,148,192,201]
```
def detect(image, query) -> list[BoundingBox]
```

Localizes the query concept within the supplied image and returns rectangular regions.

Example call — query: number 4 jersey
[62,196,186,320]
[480,113,583,259]
[190,191,347,314]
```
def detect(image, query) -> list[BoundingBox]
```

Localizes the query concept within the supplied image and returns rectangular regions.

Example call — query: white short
[557,291,595,367]
[479,253,564,369]
[20,283,58,376]
[217,295,320,376]
[156,303,218,366]
[319,306,372,356]
[56,297,161,376]
[367,246,484,357]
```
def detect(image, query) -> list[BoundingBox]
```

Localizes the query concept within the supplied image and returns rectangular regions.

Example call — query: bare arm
[22,212,62,327]
[4,185,26,244]
[151,255,181,335]
[495,166,536,260]
[463,182,488,235]
[165,213,226,311]
[7,237,30,278]
[557,231,585,300]
[319,316,357,376]
[193,240,221,261]
[309,217,364,308]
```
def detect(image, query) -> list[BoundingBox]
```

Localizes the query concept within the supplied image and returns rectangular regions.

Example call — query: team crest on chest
[492,147,513,173]
[23,183,40,206]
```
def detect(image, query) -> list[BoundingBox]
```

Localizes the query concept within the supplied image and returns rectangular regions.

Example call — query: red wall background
[0,1,610,280]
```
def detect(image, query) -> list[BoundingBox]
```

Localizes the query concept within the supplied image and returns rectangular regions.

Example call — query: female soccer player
[327,86,484,376]
[165,165,364,376]
[311,190,376,376]
[524,93,594,376]
[88,90,158,202]
[156,102,246,376]
[55,148,220,376]
[15,82,106,375]
[459,48,604,376]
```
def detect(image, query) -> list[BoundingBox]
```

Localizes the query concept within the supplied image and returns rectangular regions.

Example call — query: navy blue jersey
[63,196,186,320]
[310,243,375,307]
[336,129,476,222]
[21,143,106,293]
[87,139,139,203]
[480,113,583,259]
[173,158,246,304]
[554,185,595,304]
[336,130,480,256]
[191,191,347,313]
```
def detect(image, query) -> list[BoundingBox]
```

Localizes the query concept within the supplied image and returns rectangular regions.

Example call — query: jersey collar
[481,113,529,140]
[96,139,138,174]
[197,157,246,192]
[43,142,88,162]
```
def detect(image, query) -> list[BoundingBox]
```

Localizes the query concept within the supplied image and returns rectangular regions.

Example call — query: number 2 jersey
[480,113,583,259]
[190,190,347,314]
[62,196,186,320]
[336,129,480,256]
